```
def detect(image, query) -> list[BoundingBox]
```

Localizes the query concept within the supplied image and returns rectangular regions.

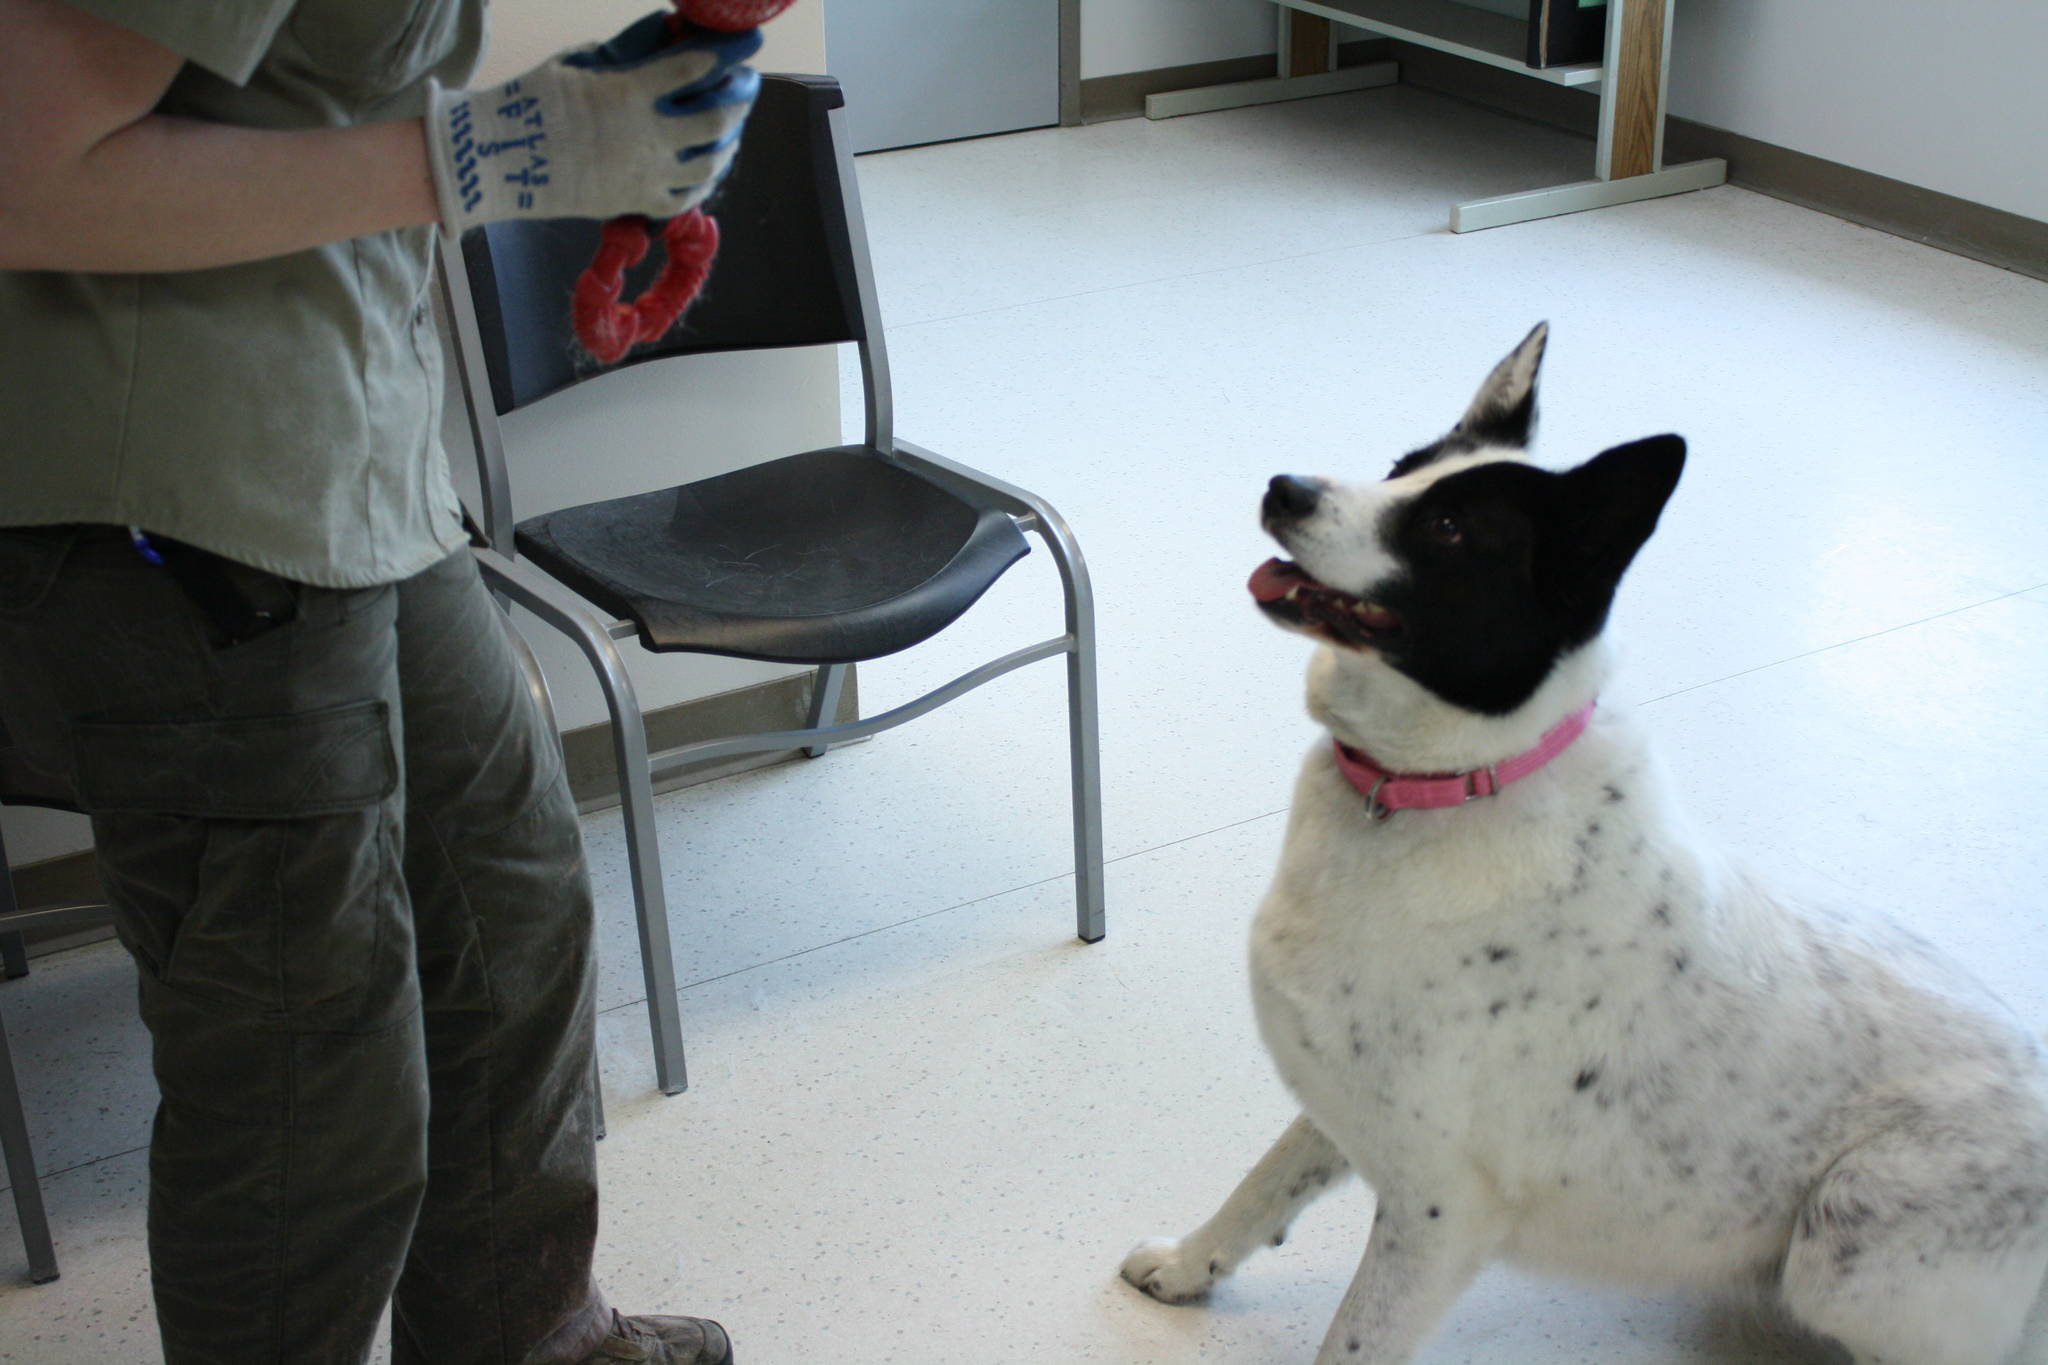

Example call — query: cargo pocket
[75,701,409,1049]
[74,699,396,819]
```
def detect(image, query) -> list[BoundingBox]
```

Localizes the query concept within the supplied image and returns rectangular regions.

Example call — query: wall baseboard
[4,667,857,959]
[1384,42,2046,282]
[1084,41,2045,282]
[560,666,860,813]
[1079,40,1393,123]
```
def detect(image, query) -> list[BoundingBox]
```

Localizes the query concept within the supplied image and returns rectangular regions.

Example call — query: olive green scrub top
[0,0,488,588]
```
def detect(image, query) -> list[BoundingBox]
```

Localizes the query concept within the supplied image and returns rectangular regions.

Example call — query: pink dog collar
[1333,701,1597,820]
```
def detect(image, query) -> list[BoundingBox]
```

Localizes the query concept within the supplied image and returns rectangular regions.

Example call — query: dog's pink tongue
[1249,558,1306,603]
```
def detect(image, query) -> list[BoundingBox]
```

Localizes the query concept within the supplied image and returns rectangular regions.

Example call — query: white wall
[1669,0,2047,222]
[1082,0,1280,79]
[1082,0,2046,221]
[3,2,839,871]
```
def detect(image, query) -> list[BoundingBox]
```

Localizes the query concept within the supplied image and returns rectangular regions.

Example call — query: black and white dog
[1122,326,2048,1365]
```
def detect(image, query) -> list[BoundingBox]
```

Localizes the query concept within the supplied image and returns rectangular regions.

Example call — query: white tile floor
[4,83,2047,1364]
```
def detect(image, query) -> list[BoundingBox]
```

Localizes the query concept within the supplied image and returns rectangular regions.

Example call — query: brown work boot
[577,1311,733,1364]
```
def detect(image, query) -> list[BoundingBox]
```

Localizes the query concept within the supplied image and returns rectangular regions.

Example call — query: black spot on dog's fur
[1575,1068,1600,1092]
[1486,945,1514,963]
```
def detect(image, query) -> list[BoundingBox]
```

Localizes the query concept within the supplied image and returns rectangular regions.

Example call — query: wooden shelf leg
[1597,0,1669,179]
[1280,9,1337,78]
[1450,0,1725,230]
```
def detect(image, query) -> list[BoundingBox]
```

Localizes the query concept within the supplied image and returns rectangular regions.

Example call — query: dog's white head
[1251,325,1685,766]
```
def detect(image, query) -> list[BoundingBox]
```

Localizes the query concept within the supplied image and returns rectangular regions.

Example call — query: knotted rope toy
[572,0,798,365]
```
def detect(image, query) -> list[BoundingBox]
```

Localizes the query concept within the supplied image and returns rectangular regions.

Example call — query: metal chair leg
[475,548,689,1095]
[886,441,1108,943]
[498,604,636,1123]
[1064,623,1106,944]
[0,840,27,980]
[1038,510,1106,943]
[802,664,849,759]
[0,1006,58,1283]
[605,693,689,1095]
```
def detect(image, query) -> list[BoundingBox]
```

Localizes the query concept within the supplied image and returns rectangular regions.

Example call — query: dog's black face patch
[1370,461,1568,713]
[1260,437,1686,715]
[1382,439,1684,713]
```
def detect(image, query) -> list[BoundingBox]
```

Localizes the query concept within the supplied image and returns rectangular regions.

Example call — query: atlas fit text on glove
[426,11,762,236]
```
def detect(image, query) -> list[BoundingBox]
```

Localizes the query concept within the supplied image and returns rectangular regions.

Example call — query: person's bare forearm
[0,113,440,273]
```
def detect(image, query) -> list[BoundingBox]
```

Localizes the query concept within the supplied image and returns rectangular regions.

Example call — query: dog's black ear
[1549,435,1686,595]
[1453,321,1548,449]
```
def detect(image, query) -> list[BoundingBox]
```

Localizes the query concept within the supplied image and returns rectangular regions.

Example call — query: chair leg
[605,687,689,1096]
[886,441,1109,942]
[802,664,849,759]
[1036,511,1107,944]
[0,844,28,980]
[1064,619,1106,944]
[495,612,655,1109]
[475,550,690,1096]
[0,1006,58,1283]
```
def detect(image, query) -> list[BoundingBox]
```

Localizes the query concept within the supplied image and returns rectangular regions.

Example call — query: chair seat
[515,446,1031,664]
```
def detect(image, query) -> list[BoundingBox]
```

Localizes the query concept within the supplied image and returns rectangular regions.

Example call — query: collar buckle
[1463,765,1501,803]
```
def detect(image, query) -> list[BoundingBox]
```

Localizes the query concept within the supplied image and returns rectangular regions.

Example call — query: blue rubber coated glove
[426,11,764,234]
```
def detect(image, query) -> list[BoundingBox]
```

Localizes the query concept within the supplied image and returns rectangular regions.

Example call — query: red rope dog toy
[572,0,797,365]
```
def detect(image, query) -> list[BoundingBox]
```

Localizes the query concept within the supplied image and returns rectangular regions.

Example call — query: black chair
[438,73,1105,1096]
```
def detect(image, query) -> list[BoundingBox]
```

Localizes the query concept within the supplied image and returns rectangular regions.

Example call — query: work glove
[426,11,762,236]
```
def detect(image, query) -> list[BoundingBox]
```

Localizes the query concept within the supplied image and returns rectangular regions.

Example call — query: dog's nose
[1265,475,1326,521]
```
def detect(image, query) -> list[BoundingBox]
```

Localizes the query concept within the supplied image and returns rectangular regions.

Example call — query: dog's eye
[1427,515,1464,546]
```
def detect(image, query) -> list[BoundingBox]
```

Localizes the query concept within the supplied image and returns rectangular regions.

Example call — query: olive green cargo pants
[0,527,614,1364]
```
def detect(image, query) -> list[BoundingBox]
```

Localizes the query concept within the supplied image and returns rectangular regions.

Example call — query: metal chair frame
[438,97,1105,1096]
[0,820,104,1285]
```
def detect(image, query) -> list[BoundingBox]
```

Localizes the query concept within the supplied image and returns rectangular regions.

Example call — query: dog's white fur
[1123,335,2048,1365]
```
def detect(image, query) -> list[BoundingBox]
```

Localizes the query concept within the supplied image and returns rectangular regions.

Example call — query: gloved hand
[426,11,763,236]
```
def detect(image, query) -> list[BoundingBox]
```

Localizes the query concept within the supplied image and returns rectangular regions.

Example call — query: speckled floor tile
[0,941,152,1189]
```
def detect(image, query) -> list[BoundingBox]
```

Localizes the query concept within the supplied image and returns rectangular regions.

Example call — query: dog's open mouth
[1249,558,1403,646]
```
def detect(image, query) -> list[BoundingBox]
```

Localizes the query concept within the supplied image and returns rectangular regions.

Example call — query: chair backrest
[440,72,894,554]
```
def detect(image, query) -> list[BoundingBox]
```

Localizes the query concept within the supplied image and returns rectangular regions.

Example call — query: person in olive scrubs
[0,2,759,1361]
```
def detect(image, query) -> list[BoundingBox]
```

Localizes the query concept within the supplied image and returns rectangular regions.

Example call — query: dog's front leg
[1122,1112,1350,1303]
[1312,1185,1500,1365]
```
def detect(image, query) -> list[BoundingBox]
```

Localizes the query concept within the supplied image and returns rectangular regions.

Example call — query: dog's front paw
[1121,1237,1220,1304]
